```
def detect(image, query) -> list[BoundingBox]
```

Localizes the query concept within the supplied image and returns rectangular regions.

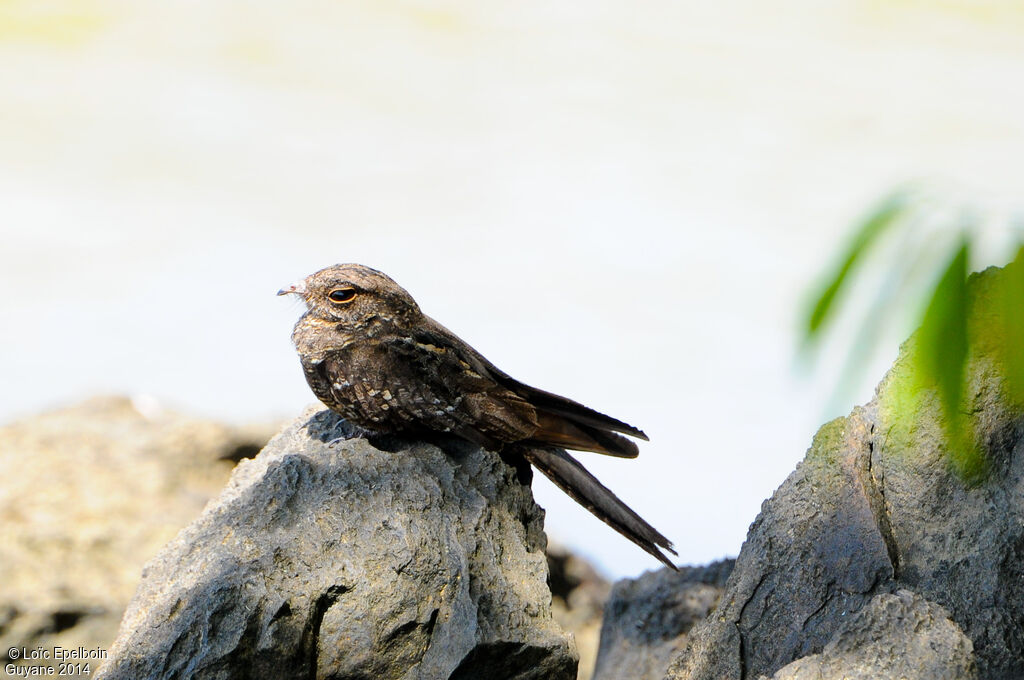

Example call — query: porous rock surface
[547,543,612,680]
[765,589,975,680]
[0,396,270,677]
[96,407,576,680]
[592,559,733,680]
[663,266,1024,679]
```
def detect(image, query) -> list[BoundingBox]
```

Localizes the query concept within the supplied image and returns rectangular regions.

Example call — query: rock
[96,407,576,680]
[546,543,612,680]
[592,560,732,680]
[666,410,889,679]
[765,590,975,680]
[667,265,1024,679]
[0,396,271,677]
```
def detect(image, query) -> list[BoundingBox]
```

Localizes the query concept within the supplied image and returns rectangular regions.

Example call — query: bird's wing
[321,333,540,449]
[415,318,646,458]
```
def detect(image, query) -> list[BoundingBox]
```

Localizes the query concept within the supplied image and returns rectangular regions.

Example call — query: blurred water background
[2,0,1023,578]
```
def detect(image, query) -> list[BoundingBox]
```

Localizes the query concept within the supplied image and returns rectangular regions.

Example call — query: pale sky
[2,0,1023,577]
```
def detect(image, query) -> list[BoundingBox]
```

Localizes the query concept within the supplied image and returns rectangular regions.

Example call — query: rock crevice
[95,407,576,680]
[661,266,1024,680]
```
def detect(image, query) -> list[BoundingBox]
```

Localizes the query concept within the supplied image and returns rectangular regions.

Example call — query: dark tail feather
[521,446,678,570]
[531,412,640,458]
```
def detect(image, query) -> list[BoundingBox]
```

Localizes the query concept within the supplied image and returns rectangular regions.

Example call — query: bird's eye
[327,287,357,304]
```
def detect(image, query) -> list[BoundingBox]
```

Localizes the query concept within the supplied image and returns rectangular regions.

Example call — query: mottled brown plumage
[280,263,677,568]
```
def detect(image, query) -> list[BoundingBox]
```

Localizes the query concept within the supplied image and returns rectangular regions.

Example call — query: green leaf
[804,192,910,338]
[913,239,984,480]
[915,240,968,421]
[996,246,1024,407]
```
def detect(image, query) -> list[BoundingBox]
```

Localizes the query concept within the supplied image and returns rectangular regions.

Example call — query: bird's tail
[520,446,678,570]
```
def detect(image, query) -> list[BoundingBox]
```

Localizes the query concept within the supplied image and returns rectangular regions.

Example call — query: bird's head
[278,263,421,330]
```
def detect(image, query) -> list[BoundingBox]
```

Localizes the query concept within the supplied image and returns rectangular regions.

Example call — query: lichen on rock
[660,265,1024,679]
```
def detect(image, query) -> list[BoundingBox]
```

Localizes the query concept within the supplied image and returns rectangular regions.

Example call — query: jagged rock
[591,560,732,680]
[764,590,975,680]
[96,407,576,680]
[547,543,612,680]
[667,266,1024,679]
[0,396,270,676]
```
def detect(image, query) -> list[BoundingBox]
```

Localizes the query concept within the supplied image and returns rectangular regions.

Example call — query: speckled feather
[283,263,676,568]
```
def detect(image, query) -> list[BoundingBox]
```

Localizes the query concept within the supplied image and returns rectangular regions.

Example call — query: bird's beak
[277,280,308,297]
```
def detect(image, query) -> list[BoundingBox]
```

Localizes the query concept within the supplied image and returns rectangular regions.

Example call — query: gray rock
[668,265,1024,680]
[592,560,732,680]
[766,590,975,680]
[96,407,576,680]
[0,396,270,677]
[667,410,891,680]
[547,543,613,680]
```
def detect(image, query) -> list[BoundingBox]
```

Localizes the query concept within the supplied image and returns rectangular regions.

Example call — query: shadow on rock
[96,406,575,680]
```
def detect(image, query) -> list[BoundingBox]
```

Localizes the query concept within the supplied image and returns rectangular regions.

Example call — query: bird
[279,263,677,569]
